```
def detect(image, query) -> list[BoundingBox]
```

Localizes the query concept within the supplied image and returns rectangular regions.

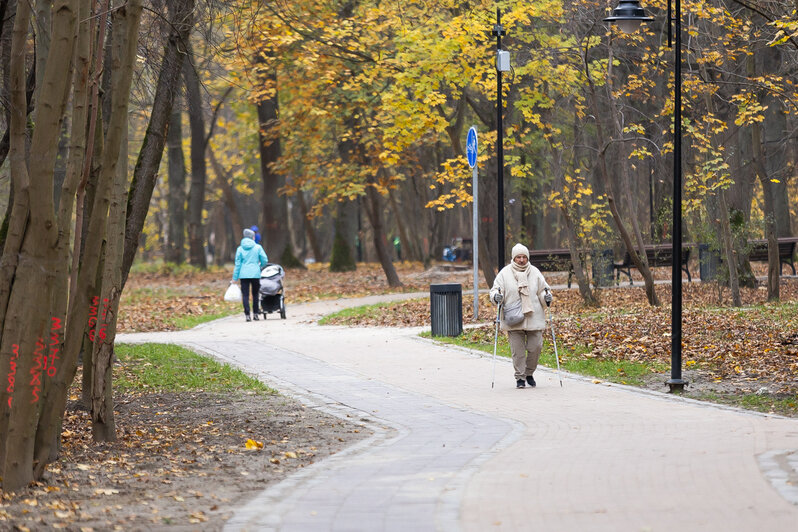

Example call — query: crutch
[491,301,502,389]
[545,288,563,387]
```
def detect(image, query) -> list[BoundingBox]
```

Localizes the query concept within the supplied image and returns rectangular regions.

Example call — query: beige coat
[490,263,550,332]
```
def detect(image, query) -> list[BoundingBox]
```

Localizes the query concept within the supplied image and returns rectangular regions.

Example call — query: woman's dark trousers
[240,278,261,316]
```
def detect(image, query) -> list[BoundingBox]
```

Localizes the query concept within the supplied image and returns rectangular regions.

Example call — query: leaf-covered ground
[118,262,468,332]
[0,380,370,530]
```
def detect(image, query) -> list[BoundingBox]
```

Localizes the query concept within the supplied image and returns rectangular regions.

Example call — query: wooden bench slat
[747,239,796,275]
[613,244,692,285]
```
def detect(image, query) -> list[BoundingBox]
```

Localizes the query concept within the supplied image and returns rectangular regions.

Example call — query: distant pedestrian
[490,243,553,388]
[250,225,262,245]
[233,228,268,321]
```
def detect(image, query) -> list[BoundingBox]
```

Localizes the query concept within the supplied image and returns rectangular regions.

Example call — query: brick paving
[119,294,798,531]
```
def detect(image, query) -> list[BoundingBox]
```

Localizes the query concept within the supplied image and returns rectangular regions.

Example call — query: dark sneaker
[253,313,260,321]
[526,375,536,387]
[245,314,252,322]
[516,379,526,388]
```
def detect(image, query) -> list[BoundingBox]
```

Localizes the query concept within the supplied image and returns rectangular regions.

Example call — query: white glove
[493,292,503,304]
[544,290,553,306]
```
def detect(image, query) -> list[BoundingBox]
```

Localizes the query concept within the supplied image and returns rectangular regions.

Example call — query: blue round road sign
[466,126,478,168]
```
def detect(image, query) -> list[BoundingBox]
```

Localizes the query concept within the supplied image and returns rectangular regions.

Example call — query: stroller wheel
[280,296,286,319]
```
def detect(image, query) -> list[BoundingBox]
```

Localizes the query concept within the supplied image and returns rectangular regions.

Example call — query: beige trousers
[507,330,543,381]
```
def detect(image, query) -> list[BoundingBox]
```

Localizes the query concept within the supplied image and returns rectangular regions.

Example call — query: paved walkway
[118,294,798,531]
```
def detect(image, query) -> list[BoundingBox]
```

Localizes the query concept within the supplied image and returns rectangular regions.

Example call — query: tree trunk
[184,42,207,268]
[296,190,322,262]
[165,98,186,263]
[749,56,780,301]
[70,0,109,302]
[256,80,288,261]
[329,202,356,272]
[122,0,195,288]
[388,188,413,262]
[45,0,141,460]
[550,138,597,306]
[717,191,741,306]
[759,46,791,238]
[33,0,50,104]
[92,112,131,443]
[208,145,243,238]
[364,179,402,287]
[0,0,77,490]
[752,120,780,301]
[586,46,659,306]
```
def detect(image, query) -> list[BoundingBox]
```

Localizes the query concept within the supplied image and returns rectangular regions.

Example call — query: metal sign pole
[466,125,479,321]
[473,163,479,320]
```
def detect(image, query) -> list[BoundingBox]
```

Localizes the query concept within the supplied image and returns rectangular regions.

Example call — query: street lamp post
[493,8,508,270]
[605,0,687,392]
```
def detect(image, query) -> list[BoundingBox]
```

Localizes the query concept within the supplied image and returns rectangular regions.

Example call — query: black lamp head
[604,0,653,34]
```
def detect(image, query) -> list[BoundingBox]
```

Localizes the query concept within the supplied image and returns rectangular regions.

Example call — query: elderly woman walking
[490,243,553,388]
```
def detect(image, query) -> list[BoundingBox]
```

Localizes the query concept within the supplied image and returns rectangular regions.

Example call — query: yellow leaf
[284,451,298,459]
[245,438,264,450]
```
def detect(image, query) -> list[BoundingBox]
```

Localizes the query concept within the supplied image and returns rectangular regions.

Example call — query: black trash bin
[592,249,614,287]
[430,283,462,337]
[699,243,721,281]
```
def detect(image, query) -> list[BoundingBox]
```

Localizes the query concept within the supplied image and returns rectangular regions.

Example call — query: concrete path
[118,294,798,531]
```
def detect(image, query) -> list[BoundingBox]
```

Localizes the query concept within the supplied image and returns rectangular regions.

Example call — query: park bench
[747,237,798,275]
[528,248,577,288]
[614,244,692,285]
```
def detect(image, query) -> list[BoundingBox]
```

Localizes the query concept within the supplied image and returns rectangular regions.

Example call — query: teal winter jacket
[233,238,268,280]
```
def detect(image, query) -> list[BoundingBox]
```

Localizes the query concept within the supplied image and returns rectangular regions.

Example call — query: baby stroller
[259,263,286,319]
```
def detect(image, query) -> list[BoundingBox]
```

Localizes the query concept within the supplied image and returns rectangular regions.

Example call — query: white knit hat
[512,243,529,259]
[243,228,255,239]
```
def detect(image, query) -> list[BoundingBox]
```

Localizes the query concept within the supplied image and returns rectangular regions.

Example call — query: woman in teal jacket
[233,228,269,321]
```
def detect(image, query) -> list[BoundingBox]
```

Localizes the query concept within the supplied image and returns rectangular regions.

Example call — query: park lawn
[119,261,447,332]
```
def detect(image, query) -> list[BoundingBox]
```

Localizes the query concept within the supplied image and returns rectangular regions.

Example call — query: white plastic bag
[224,282,242,302]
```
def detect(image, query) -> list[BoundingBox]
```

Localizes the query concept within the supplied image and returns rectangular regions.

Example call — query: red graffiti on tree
[30,337,45,403]
[46,317,62,379]
[6,343,19,408]
[97,298,110,341]
[88,296,99,341]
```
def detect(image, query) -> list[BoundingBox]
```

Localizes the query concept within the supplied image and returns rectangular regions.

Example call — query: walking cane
[545,288,563,387]
[491,301,502,389]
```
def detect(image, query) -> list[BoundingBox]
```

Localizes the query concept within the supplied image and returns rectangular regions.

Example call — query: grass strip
[318,302,393,325]
[166,310,239,330]
[115,343,275,394]
[422,329,664,387]
[693,391,798,417]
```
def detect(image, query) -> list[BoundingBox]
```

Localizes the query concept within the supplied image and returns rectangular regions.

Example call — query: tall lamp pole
[493,8,508,270]
[605,0,686,392]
